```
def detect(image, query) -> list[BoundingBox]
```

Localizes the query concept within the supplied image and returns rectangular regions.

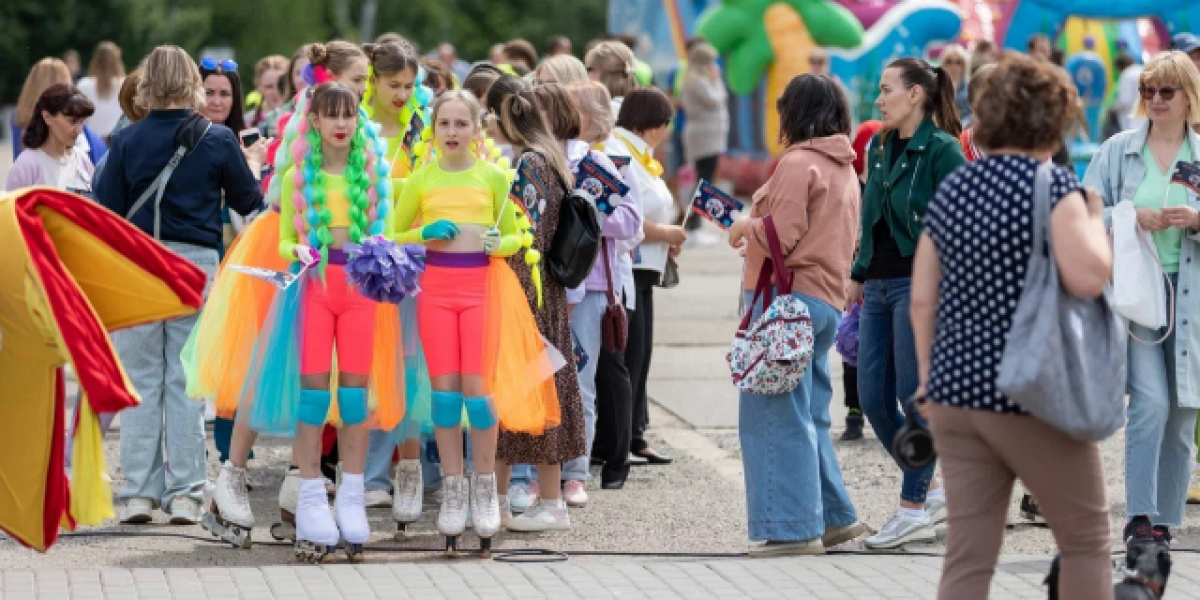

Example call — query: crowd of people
[5,27,1200,598]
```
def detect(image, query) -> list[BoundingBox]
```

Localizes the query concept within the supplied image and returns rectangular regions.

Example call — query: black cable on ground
[55,530,1200,563]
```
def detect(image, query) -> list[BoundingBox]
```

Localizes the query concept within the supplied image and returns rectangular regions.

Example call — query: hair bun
[309,43,329,66]
[362,43,378,61]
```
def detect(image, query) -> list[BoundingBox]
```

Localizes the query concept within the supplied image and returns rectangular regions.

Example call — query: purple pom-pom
[835,302,860,367]
[301,63,317,87]
[344,236,426,304]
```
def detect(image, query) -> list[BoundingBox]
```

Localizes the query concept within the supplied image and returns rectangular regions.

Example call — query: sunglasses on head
[200,58,238,73]
[1140,86,1180,101]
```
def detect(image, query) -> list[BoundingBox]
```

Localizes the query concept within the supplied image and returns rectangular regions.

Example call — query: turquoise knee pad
[338,387,369,425]
[298,389,332,427]
[431,391,464,428]
[464,396,498,429]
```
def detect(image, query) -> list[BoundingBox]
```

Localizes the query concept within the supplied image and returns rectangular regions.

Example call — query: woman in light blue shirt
[1083,50,1200,550]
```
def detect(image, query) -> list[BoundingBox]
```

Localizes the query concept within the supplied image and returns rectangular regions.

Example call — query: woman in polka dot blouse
[912,54,1114,600]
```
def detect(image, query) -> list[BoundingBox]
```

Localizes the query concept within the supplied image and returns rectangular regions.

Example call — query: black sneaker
[1153,525,1173,546]
[1125,516,1155,546]
[841,410,864,441]
[1019,494,1046,524]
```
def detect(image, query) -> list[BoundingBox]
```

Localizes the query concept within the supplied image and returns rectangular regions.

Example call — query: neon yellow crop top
[279,167,384,260]
[391,159,521,255]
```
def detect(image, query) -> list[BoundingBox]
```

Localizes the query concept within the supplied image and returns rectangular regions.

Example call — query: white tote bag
[1111,200,1168,329]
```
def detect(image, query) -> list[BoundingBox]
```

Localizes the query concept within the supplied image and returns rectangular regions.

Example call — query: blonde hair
[498,89,574,188]
[430,89,484,134]
[137,45,204,110]
[1135,50,1200,124]
[255,54,288,85]
[585,41,637,99]
[941,44,970,87]
[537,54,589,86]
[567,80,614,143]
[88,41,126,98]
[15,58,72,128]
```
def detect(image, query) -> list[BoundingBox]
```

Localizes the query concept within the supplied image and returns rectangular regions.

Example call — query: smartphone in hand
[239,128,262,148]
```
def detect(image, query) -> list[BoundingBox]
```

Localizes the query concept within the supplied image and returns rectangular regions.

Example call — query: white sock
[900,507,927,520]
[926,487,945,500]
[340,473,364,494]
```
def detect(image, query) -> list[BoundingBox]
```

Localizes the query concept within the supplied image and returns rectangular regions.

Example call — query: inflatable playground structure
[610,0,1200,193]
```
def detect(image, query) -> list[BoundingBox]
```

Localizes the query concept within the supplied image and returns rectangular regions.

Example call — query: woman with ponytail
[241,82,401,562]
[359,38,437,531]
[184,41,383,551]
[391,90,559,555]
[491,86,587,533]
[849,57,966,550]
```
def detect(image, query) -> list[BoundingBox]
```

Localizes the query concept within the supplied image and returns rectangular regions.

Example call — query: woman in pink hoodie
[727,73,867,556]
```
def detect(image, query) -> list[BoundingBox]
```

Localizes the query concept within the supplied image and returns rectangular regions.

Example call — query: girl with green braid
[258,81,395,562]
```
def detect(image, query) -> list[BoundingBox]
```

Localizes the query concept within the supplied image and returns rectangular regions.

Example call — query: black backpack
[546,170,602,289]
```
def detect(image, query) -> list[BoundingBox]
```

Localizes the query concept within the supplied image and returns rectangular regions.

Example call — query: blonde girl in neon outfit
[185,41,377,549]
[249,81,398,562]
[391,90,560,555]
[361,39,437,536]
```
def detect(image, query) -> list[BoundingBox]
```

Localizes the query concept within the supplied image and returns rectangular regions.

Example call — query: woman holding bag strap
[726,73,865,556]
[1082,50,1200,549]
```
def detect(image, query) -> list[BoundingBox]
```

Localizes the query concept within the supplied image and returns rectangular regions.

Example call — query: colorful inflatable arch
[997,0,1199,51]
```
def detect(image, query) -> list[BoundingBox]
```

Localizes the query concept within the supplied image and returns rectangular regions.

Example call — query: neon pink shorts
[301,264,376,376]
[417,253,489,378]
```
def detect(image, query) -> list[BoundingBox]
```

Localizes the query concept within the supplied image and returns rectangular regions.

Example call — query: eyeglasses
[943,59,965,66]
[200,58,238,73]
[808,58,828,66]
[1140,86,1180,101]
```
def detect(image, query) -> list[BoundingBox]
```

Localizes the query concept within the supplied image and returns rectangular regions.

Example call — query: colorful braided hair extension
[287,83,391,280]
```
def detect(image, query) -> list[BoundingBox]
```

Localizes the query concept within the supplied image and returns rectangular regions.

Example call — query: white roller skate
[437,474,469,556]
[334,473,370,563]
[471,473,501,557]
[201,461,254,549]
[294,478,339,563]
[392,459,423,540]
[270,467,300,542]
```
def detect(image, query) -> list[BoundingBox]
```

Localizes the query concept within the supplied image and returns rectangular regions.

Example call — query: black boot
[841,409,864,441]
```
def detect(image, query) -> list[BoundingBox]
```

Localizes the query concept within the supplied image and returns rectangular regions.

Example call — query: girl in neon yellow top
[364,41,428,187]
[391,90,558,554]
[251,82,402,562]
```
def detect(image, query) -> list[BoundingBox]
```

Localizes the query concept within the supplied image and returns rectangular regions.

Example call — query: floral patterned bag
[727,215,814,394]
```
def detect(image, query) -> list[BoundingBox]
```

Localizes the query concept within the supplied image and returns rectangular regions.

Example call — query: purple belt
[327,248,349,265]
[425,250,489,268]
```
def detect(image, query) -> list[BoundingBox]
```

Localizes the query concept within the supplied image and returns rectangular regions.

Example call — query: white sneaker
[167,496,202,525]
[925,495,947,526]
[509,481,540,513]
[364,490,392,508]
[865,509,936,549]
[563,480,588,508]
[507,500,571,532]
[121,498,154,524]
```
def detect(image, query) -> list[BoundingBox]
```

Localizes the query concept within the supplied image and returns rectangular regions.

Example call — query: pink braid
[290,119,311,237]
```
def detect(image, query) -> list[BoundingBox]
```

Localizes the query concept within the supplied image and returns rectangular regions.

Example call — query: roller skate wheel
[479,537,493,559]
[394,523,409,541]
[270,522,295,542]
[344,543,365,563]
[444,536,458,557]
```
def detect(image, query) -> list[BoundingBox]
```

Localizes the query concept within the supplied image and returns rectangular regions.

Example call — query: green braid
[305,127,334,280]
[346,128,371,243]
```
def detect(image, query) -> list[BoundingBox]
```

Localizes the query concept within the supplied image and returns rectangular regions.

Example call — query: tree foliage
[3,0,607,104]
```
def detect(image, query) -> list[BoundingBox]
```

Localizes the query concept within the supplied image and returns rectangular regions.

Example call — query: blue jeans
[1127,274,1198,527]
[563,291,605,481]
[859,278,935,504]
[117,242,218,507]
[739,290,858,541]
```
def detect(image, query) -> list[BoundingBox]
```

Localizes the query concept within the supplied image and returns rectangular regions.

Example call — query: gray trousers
[115,241,218,508]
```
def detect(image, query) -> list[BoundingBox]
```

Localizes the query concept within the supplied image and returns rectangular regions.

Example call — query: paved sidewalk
[8,553,1185,600]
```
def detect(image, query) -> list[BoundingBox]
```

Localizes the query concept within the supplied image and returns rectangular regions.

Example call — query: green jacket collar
[881,118,937,186]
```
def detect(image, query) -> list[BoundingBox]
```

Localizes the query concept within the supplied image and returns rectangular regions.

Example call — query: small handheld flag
[1171,161,1200,196]
[574,155,630,216]
[690,180,744,230]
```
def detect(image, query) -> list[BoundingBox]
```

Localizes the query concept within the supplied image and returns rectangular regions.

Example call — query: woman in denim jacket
[1082,50,1200,550]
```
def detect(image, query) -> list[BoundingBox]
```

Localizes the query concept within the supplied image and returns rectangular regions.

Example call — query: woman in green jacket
[849,57,966,550]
